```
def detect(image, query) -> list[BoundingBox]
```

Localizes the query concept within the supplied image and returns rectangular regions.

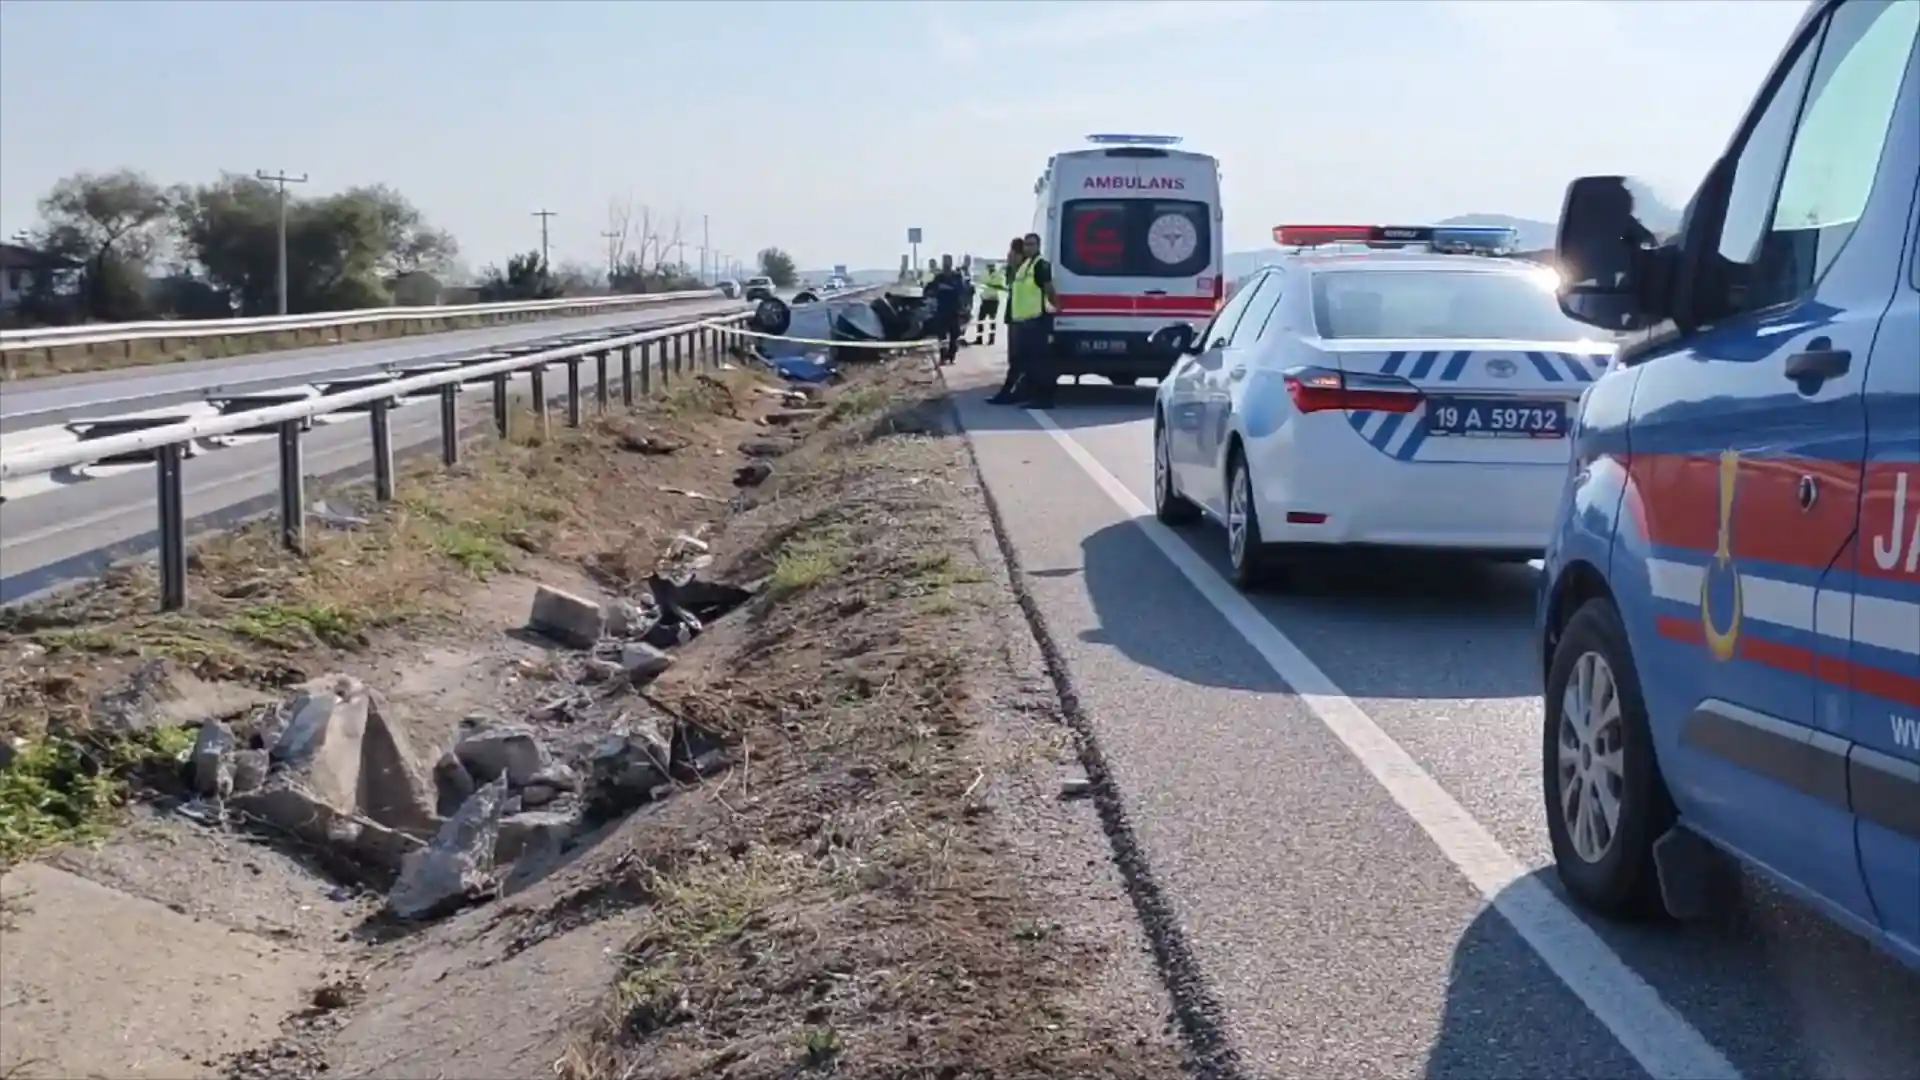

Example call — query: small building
[0,242,80,310]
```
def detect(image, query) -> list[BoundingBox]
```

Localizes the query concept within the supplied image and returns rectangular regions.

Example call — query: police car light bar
[1085,133,1184,147]
[1273,224,1519,254]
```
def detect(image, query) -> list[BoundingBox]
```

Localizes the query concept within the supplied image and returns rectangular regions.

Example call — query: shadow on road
[1428,869,1920,1080]
[945,380,1158,436]
[1078,515,1541,700]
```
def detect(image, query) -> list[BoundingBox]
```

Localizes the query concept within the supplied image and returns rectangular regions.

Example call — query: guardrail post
[156,442,188,612]
[438,384,460,466]
[672,333,684,376]
[492,374,510,437]
[371,398,396,502]
[565,357,583,428]
[620,345,634,406]
[277,419,305,553]
[657,340,669,392]
[530,366,550,440]
[704,326,715,366]
[595,350,610,413]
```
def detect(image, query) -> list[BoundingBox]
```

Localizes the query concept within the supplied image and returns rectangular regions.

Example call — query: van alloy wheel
[1557,649,1626,864]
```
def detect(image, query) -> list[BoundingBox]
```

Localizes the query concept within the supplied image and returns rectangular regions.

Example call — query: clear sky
[0,0,1810,273]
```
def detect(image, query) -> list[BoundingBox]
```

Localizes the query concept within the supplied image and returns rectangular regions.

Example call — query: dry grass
[0,368,771,865]
[548,377,1181,1080]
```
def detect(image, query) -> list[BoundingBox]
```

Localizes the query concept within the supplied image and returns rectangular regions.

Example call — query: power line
[255,169,309,315]
[532,209,558,269]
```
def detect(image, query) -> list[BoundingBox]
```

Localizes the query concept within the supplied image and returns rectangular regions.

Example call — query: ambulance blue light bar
[1085,133,1184,147]
[1272,224,1519,254]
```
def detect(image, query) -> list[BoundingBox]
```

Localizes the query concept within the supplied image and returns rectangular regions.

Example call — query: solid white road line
[1023,409,1745,1080]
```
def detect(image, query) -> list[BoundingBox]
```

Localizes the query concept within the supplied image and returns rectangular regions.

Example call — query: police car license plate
[1426,396,1567,439]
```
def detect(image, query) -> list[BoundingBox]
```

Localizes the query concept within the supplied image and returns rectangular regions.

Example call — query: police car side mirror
[1555,175,1667,334]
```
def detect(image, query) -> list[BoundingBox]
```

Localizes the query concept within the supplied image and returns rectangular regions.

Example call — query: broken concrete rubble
[452,722,553,787]
[388,776,510,920]
[583,713,675,821]
[618,641,674,683]
[225,674,438,877]
[495,809,578,867]
[527,585,605,649]
[190,719,236,798]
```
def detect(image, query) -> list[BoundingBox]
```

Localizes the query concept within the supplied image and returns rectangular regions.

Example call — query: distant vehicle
[1033,133,1223,386]
[827,275,850,291]
[743,276,776,301]
[1537,0,1919,971]
[1153,224,1615,589]
[717,279,740,299]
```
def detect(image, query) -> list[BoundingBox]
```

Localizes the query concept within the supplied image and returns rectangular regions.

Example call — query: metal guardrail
[0,289,726,351]
[0,314,751,612]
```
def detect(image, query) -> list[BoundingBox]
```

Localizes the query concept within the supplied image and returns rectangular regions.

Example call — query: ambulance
[1031,134,1224,386]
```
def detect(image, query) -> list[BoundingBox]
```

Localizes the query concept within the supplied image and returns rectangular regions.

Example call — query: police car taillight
[1283,366,1424,415]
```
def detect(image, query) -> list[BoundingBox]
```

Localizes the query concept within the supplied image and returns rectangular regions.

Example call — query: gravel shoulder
[0,353,1183,1079]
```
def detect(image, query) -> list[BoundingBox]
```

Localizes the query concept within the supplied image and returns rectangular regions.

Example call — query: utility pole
[532,209,557,270]
[599,229,620,282]
[700,214,711,285]
[255,169,309,315]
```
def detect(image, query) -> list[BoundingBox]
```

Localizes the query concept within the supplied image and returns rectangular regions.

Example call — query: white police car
[1537,0,1918,969]
[1153,223,1617,590]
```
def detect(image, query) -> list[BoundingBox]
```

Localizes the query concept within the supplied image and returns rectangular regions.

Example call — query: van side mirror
[1555,175,1667,333]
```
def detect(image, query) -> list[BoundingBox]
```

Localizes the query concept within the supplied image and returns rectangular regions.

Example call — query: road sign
[907,227,923,244]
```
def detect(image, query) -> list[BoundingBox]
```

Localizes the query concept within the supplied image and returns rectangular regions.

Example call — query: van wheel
[1225,449,1280,590]
[1543,597,1675,920]
[1154,419,1199,526]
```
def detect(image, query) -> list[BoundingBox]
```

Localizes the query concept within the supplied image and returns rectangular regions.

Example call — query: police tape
[698,319,941,350]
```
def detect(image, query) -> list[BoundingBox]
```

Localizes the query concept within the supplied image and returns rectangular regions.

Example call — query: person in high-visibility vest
[973,260,1005,346]
[987,238,1029,404]
[1009,231,1059,409]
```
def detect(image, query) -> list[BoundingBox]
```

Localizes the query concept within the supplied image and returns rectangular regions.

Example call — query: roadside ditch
[0,354,1184,1079]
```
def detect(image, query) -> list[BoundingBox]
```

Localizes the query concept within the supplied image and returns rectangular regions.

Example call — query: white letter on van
[1873,472,1910,572]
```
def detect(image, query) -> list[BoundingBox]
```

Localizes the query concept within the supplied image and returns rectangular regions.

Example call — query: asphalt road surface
[0,295,751,427]
[944,343,1920,1080]
[0,331,728,603]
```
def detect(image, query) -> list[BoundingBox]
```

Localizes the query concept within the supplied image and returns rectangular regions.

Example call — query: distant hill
[1225,189,1682,281]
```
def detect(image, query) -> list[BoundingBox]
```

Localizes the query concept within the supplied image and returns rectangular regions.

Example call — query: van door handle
[1783,339,1851,383]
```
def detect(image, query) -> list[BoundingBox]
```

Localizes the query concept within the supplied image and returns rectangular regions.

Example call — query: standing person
[1015,231,1060,409]
[986,238,1028,404]
[973,260,1005,346]
[928,254,965,366]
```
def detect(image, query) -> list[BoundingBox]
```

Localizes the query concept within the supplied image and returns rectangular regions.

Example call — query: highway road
[0,327,732,603]
[0,295,749,427]
[944,344,1920,1080]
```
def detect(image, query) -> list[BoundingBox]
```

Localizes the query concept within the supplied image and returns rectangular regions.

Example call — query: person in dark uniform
[928,254,965,365]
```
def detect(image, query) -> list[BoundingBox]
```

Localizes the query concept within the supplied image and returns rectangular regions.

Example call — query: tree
[349,184,457,278]
[174,177,447,315]
[757,247,797,288]
[32,169,174,321]
[477,251,558,301]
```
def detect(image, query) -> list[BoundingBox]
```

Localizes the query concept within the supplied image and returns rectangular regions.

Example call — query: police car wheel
[1225,450,1279,590]
[1153,418,1199,526]
[1542,597,1676,920]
